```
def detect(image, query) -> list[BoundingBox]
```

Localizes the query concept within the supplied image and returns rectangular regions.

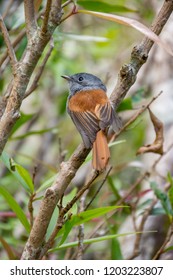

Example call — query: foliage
[0,0,173,260]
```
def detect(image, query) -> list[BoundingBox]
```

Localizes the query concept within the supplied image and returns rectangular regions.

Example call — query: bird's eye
[78,76,83,82]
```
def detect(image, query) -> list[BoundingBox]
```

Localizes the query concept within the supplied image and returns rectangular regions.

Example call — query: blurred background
[0,0,173,260]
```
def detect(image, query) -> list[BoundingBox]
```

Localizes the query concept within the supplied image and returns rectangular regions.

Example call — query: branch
[110,0,173,109]
[24,0,37,39]
[42,0,52,34]
[21,0,173,259]
[153,221,173,260]
[0,29,25,69]
[0,14,18,75]
[0,3,62,156]
[24,38,54,98]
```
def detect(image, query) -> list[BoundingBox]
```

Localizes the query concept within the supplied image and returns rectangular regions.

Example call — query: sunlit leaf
[0,186,30,233]
[77,1,137,13]
[78,10,173,56]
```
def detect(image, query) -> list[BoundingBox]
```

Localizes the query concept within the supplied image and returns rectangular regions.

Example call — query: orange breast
[68,89,109,112]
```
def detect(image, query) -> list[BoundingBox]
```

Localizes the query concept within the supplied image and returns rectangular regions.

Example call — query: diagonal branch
[24,38,54,98]
[0,14,18,75]
[42,0,52,34]
[110,0,173,109]
[24,0,37,39]
[21,0,173,260]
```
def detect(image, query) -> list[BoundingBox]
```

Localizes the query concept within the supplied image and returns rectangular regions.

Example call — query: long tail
[92,130,110,171]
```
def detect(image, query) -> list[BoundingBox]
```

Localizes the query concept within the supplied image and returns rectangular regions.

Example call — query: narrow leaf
[0,186,30,233]
[0,151,34,194]
[78,10,173,56]
[50,231,156,252]
[0,236,16,260]
[111,238,123,260]
[77,1,137,13]
[58,206,126,246]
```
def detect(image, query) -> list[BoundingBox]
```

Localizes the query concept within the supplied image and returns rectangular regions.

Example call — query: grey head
[61,73,107,96]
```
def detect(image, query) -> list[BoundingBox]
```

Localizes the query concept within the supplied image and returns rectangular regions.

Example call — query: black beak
[61,75,72,81]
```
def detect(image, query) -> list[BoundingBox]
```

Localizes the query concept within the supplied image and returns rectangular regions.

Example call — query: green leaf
[0,151,34,194]
[150,181,173,219]
[111,238,123,260]
[117,98,133,112]
[77,1,137,13]
[163,245,173,253]
[50,231,153,252]
[167,173,173,211]
[0,186,30,233]
[58,206,126,246]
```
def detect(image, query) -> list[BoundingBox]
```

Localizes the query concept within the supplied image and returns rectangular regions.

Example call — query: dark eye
[78,76,83,82]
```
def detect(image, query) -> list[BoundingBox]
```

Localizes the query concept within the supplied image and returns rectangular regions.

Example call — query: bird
[62,72,121,171]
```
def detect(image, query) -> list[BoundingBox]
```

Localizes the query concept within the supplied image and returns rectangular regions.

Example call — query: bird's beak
[61,75,72,81]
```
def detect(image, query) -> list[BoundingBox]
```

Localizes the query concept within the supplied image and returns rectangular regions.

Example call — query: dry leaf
[78,10,173,57]
[136,108,164,155]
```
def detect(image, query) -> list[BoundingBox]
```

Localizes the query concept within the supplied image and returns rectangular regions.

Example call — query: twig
[0,29,25,69]
[62,0,74,8]
[0,14,18,75]
[115,91,163,139]
[153,222,173,260]
[42,0,52,34]
[85,166,113,210]
[21,0,173,260]
[28,193,36,228]
[128,199,157,259]
[24,0,37,39]
[76,196,86,260]
[110,0,173,109]
[24,38,54,98]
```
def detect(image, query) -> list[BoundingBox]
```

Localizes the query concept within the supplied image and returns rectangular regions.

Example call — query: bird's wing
[68,109,100,148]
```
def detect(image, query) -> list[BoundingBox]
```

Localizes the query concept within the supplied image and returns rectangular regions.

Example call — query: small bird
[62,73,121,171]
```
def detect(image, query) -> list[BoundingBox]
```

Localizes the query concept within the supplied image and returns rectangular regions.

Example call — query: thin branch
[24,0,37,39]
[76,196,86,260]
[110,1,173,109]
[24,38,54,98]
[42,0,52,34]
[85,166,112,210]
[153,222,173,260]
[0,14,18,75]
[0,29,25,69]
[128,199,158,260]
[62,0,74,8]
[21,0,173,260]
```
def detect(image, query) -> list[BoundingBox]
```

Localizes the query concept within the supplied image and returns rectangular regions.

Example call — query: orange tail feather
[92,130,110,171]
